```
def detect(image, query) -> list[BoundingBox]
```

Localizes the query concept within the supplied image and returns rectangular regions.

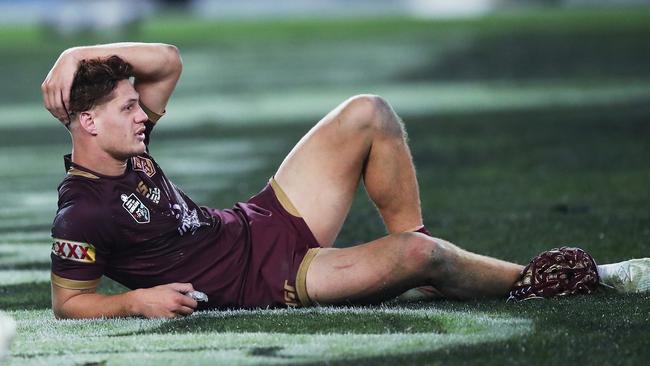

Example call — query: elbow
[51,296,78,320]
[52,306,69,320]
[163,44,183,78]
[52,306,86,320]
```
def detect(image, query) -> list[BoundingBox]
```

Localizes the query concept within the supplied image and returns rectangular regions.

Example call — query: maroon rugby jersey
[51,113,253,309]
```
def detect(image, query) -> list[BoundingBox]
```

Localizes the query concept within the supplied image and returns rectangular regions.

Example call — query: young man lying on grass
[42,43,649,319]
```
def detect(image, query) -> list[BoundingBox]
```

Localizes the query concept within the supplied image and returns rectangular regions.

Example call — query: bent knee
[398,233,457,275]
[340,94,404,137]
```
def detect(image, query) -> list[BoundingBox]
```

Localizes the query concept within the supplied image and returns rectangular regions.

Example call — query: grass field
[1,7,650,365]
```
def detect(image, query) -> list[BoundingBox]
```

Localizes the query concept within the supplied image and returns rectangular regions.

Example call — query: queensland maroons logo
[132,156,156,177]
[52,238,96,263]
[121,193,151,224]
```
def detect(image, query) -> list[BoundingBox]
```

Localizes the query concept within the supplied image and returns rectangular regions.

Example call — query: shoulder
[54,197,104,233]
[55,175,111,235]
[57,173,105,208]
[52,194,114,254]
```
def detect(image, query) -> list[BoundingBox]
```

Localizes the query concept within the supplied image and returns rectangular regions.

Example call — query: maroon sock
[415,226,432,237]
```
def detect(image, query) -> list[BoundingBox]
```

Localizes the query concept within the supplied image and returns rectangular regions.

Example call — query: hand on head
[41,50,79,125]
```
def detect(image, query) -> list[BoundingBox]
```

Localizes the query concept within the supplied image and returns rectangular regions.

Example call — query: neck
[71,138,128,177]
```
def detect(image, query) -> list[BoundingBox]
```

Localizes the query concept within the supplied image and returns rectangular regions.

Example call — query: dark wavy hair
[68,55,134,116]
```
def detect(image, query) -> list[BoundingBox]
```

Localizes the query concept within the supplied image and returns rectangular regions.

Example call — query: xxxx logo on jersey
[52,238,96,263]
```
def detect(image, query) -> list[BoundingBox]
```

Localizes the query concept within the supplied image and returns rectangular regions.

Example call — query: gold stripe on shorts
[296,248,320,307]
[269,177,302,217]
[51,273,100,290]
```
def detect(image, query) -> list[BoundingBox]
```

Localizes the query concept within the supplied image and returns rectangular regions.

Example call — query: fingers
[61,89,71,123]
[53,89,68,122]
[62,82,71,111]
[42,83,55,118]
[51,89,62,120]
[167,282,199,310]
[41,82,50,112]
[55,89,64,121]
[59,90,71,124]
[156,306,193,319]
[177,293,198,309]
[174,306,195,316]
[167,294,196,318]
[41,51,77,123]
[168,282,195,294]
[42,80,65,121]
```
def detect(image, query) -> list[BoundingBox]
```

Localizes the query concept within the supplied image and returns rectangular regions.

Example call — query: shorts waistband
[269,177,302,218]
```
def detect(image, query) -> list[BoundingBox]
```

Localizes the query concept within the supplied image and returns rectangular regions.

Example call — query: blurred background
[2,0,650,128]
[0,0,648,254]
[2,4,649,362]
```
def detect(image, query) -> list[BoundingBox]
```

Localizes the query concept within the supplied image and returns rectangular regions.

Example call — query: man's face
[91,80,149,161]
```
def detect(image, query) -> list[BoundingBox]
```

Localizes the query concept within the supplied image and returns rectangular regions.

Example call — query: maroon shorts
[233,178,321,308]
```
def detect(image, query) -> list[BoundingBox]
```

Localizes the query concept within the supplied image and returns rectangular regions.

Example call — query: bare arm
[51,282,198,319]
[41,42,182,123]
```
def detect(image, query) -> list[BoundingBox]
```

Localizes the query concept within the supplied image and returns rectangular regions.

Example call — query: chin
[113,147,146,161]
[132,143,147,156]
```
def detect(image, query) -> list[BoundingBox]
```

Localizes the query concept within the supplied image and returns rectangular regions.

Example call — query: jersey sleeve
[50,200,112,290]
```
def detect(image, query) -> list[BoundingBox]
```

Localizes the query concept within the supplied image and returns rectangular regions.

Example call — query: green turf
[1,101,648,364]
[6,308,532,365]
[1,8,650,366]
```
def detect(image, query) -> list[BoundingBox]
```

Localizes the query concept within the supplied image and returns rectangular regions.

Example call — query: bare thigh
[274,96,375,247]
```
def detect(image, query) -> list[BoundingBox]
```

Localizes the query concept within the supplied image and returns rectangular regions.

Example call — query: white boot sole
[601,258,650,293]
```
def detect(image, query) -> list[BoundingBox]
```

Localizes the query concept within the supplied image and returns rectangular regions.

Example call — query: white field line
[0,270,50,285]
[0,244,51,266]
[0,219,51,231]
[0,231,51,243]
[6,308,532,365]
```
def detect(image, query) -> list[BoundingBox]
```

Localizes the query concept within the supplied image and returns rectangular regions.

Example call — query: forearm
[53,290,140,319]
[52,282,198,319]
[64,42,181,83]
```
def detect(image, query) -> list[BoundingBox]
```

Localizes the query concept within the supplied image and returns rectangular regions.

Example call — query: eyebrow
[121,98,139,109]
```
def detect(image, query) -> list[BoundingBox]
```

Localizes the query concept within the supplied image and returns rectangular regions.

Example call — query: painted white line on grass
[5,308,532,365]
[0,270,50,285]
[0,244,51,266]
[0,219,52,231]
[0,231,51,243]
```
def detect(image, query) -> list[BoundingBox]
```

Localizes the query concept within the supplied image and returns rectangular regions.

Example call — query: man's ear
[78,111,98,135]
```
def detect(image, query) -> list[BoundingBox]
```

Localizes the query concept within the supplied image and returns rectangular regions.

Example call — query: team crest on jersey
[121,193,151,224]
[137,181,161,204]
[170,202,209,236]
[132,156,156,177]
[52,238,96,263]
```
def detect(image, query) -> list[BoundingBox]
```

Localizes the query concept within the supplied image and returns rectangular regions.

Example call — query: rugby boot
[598,258,650,293]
